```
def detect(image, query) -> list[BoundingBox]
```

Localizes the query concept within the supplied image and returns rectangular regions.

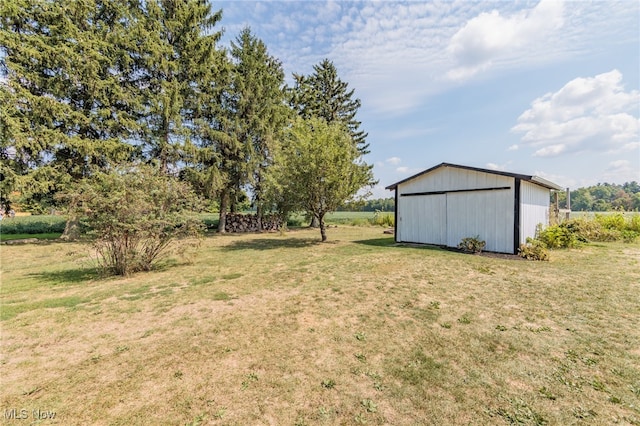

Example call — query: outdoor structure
[386,163,564,254]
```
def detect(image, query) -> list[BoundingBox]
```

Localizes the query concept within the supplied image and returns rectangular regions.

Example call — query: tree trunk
[310,215,319,228]
[319,214,327,242]
[256,204,263,231]
[61,216,80,241]
[218,190,229,233]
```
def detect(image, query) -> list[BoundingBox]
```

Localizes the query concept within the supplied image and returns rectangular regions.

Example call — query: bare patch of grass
[1,227,639,424]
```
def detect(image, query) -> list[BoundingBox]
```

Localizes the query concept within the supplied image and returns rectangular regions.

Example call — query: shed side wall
[520,181,551,244]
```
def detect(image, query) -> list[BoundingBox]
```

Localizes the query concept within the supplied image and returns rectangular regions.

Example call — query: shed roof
[385,162,564,191]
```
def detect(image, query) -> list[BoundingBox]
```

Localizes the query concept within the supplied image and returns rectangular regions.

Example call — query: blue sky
[215,0,639,198]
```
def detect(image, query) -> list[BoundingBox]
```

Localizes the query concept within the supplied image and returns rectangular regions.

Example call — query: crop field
[1,226,639,425]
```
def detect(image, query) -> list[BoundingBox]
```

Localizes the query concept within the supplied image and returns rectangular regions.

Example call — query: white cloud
[219,1,639,115]
[603,160,640,183]
[396,166,410,174]
[507,144,519,151]
[447,0,564,80]
[486,161,513,171]
[386,156,402,166]
[512,69,640,157]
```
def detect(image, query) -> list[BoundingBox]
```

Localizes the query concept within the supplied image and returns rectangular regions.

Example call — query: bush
[594,212,626,230]
[519,238,550,261]
[66,165,204,276]
[370,210,394,227]
[536,223,581,248]
[458,236,486,253]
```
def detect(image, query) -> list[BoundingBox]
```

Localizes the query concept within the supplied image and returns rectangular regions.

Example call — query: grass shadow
[353,237,447,252]
[225,237,320,251]
[27,267,100,287]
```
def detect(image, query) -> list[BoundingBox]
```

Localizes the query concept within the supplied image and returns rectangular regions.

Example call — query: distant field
[1,226,638,424]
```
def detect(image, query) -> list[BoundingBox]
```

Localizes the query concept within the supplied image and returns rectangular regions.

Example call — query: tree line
[0,0,375,241]
[556,182,640,212]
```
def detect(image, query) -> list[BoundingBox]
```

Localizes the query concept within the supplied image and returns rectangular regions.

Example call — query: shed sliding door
[397,194,446,245]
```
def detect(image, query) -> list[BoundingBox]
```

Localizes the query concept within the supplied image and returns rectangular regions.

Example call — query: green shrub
[458,236,486,253]
[537,224,581,248]
[66,165,204,276]
[621,230,639,243]
[594,213,625,230]
[519,239,550,261]
[370,210,394,227]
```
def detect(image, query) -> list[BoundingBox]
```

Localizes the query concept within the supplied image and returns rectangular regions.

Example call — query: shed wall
[396,167,516,253]
[520,181,551,244]
[446,188,514,253]
[398,167,513,194]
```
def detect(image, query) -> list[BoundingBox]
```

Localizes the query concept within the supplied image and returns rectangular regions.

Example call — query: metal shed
[385,163,564,254]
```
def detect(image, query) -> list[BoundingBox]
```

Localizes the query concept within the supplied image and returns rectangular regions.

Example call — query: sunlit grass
[1,227,639,424]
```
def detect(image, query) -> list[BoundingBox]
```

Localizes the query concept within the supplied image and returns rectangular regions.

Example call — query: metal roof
[385,162,565,191]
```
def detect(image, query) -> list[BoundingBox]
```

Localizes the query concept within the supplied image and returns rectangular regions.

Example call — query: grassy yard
[1,227,639,425]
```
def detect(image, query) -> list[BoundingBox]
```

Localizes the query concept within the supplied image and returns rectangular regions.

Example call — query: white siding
[520,181,551,244]
[397,194,446,244]
[446,188,514,253]
[396,166,516,252]
[399,166,513,194]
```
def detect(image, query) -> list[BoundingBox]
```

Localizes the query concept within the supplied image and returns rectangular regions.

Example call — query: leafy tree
[288,59,372,226]
[65,164,203,275]
[275,117,374,241]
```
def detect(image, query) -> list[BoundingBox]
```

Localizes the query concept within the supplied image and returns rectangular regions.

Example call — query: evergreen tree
[289,59,369,155]
[0,0,139,211]
[226,27,288,229]
[132,0,223,173]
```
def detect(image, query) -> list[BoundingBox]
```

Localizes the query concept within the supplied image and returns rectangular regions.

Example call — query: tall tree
[288,59,373,227]
[275,117,374,241]
[289,58,369,155]
[225,27,288,230]
[0,0,139,212]
[132,0,223,173]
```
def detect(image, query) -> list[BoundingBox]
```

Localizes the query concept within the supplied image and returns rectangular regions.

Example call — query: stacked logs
[224,213,283,233]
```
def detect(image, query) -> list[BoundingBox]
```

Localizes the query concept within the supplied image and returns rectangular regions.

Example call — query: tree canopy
[1,1,376,243]
[275,117,374,241]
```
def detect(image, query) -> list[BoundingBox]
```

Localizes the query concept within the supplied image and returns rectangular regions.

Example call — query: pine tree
[227,27,288,229]
[288,59,374,226]
[289,59,369,155]
[0,0,139,212]
[131,0,224,173]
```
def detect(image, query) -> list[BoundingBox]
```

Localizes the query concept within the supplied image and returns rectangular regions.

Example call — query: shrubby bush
[518,238,550,261]
[458,236,486,253]
[66,165,204,276]
[521,214,639,260]
[371,210,394,227]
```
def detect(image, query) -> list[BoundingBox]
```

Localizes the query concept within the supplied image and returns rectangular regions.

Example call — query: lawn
[1,227,639,425]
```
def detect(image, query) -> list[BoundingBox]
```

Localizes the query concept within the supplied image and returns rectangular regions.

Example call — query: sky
[215,0,639,199]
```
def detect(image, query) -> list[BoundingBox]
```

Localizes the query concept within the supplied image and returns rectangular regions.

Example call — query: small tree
[276,118,374,241]
[66,165,204,275]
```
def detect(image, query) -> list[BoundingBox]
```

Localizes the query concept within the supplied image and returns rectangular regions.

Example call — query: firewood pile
[224,213,283,233]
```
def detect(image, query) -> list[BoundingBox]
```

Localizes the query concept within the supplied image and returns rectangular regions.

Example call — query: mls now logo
[4,408,56,420]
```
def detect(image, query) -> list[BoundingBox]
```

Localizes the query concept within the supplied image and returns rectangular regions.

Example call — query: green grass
[0,232,62,242]
[1,227,639,424]
[0,215,66,234]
